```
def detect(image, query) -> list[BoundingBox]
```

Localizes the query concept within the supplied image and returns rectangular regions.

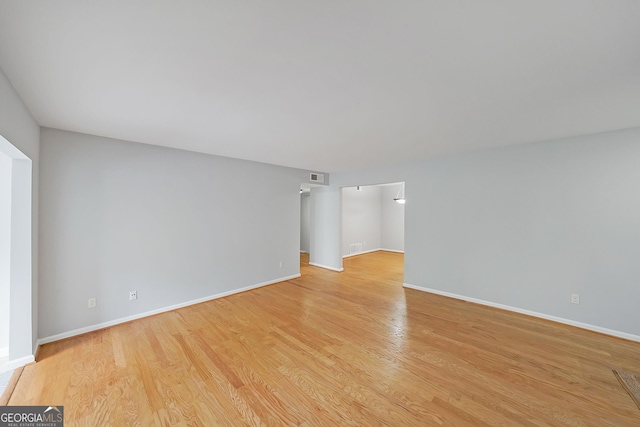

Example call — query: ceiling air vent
[309,173,324,183]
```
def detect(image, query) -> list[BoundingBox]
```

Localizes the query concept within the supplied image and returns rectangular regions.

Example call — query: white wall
[0,65,39,361]
[309,186,342,271]
[341,186,381,257]
[324,127,640,338]
[380,184,404,252]
[0,152,11,353]
[39,128,321,339]
[300,193,310,253]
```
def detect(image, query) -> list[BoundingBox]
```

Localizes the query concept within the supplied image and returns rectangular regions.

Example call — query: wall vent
[349,243,363,254]
[310,172,324,183]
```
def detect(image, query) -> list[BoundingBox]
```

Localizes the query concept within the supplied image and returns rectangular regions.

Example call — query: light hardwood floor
[5,251,640,425]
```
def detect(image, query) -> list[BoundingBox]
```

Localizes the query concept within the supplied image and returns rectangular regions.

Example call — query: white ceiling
[1,1,639,173]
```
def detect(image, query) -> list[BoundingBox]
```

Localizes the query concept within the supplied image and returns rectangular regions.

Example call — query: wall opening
[340,182,405,278]
[0,135,33,373]
[0,149,11,367]
[300,187,311,268]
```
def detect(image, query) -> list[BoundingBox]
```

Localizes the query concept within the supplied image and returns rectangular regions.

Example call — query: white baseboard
[343,248,404,258]
[343,248,380,258]
[0,355,35,373]
[403,283,640,343]
[37,274,301,346]
[309,262,344,272]
[300,250,308,253]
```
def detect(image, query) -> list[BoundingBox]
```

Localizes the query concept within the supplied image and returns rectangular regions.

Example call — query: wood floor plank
[6,251,640,425]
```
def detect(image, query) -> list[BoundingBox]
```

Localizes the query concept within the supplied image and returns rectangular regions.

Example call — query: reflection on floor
[6,251,640,425]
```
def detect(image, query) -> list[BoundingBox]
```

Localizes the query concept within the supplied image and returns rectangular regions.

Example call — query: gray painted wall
[309,186,342,271]
[380,184,404,252]
[39,128,318,338]
[300,193,310,253]
[323,127,640,337]
[404,128,640,337]
[0,66,39,359]
[342,186,381,257]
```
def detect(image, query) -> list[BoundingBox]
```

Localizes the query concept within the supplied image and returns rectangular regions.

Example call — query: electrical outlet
[129,290,137,300]
[571,294,580,304]
[279,261,284,269]
[88,298,96,308]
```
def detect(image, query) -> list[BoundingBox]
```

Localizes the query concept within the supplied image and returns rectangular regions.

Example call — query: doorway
[0,149,10,367]
[300,187,311,268]
[0,135,33,373]
[340,182,405,277]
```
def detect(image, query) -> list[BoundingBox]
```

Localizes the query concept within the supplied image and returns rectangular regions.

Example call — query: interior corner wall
[0,65,39,359]
[341,186,381,257]
[380,184,404,252]
[333,126,640,338]
[38,128,308,339]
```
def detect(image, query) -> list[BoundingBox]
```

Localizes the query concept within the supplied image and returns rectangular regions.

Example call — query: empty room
[1,1,640,425]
